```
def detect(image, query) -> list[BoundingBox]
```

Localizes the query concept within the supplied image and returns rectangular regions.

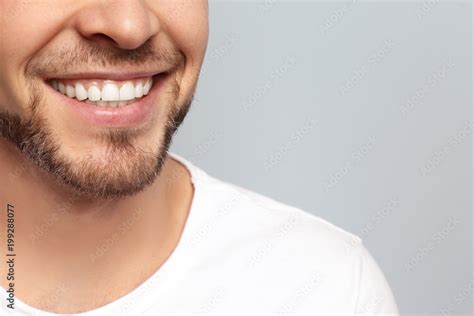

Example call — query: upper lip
[45,69,169,81]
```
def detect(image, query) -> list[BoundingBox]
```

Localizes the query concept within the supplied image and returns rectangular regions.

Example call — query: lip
[45,73,168,128]
[45,70,166,81]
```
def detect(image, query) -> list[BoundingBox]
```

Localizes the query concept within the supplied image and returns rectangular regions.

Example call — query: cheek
[157,0,209,67]
[0,2,72,112]
[154,1,208,106]
[2,3,62,69]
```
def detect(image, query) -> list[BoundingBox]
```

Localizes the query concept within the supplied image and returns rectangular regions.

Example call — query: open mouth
[44,72,170,127]
[46,75,161,108]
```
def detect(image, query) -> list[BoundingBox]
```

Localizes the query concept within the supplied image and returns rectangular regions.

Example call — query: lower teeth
[84,99,137,107]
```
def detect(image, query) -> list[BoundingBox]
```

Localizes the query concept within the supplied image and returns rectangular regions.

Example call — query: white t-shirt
[2,153,399,315]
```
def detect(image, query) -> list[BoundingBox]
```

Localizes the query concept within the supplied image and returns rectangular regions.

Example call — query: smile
[48,76,154,107]
[45,72,169,127]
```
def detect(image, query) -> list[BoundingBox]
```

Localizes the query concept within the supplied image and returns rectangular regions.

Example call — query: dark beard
[0,82,192,200]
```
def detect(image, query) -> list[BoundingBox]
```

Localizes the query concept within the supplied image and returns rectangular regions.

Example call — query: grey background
[171,0,472,314]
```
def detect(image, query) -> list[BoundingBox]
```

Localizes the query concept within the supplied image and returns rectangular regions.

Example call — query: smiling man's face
[0,0,208,199]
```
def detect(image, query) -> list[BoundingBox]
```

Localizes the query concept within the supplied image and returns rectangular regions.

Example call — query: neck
[0,138,194,313]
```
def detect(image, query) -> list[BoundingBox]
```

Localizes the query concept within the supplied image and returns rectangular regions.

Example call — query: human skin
[0,0,208,313]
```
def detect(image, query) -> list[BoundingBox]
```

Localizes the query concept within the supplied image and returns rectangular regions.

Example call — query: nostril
[88,33,120,48]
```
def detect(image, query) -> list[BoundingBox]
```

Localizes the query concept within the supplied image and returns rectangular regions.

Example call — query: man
[0,1,398,314]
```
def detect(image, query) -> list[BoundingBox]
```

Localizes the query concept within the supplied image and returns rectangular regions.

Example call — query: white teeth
[135,82,143,98]
[75,83,88,101]
[58,83,66,94]
[143,80,151,95]
[102,83,120,101]
[85,100,133,107]
[88,86,101,101]
[51,77,153,107]
[119,82,135,101]
[66,85,76,98]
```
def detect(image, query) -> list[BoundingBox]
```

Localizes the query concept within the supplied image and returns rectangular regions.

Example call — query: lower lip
[47,75,166,128]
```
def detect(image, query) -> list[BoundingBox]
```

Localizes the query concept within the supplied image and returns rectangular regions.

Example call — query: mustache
[26,39,185,79]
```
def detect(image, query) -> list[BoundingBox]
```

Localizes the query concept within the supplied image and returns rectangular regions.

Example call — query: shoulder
[172,153,399,313]
[207,178,398,313]
[189,159,362,262]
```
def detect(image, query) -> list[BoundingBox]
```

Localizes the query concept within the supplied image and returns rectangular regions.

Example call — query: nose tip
[74,1,160,50]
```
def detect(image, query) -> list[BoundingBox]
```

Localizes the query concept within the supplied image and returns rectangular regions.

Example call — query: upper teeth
[51,78,153,105]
